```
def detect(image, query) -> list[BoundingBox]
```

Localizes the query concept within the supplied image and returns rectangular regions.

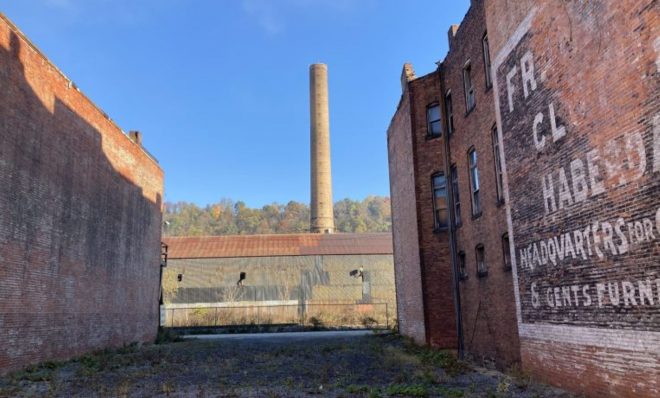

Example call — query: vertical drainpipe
[437,62,464,358]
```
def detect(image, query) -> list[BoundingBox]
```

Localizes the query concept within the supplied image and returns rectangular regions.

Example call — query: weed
[367,388,383,398]
[361,316,378,328]
[156,327,184,344]
[161,380,175,394]
[496,377,511,395]
[116,342,139,355]
[385,383,428,397]
[416,369,438,385]
[116,379,132,397]
[507,364,532,389]
[309,317,324,330]
[346,384,370,393]
[438,386,465,398]
[406,346,471,376]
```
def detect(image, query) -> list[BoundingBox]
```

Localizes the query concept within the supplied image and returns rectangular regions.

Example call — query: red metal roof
[163,233,393,259]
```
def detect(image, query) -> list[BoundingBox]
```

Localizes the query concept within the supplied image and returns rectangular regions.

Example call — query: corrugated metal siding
[163,254,396,309]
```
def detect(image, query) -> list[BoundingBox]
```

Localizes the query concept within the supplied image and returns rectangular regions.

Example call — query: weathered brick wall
[0,15,164,374]
[407,72,457,349]
[441,0,520,367]
[387,78,427,344]
[485,0,659,395]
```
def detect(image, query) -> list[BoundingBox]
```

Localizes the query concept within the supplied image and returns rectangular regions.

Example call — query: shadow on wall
[0,29,163,374]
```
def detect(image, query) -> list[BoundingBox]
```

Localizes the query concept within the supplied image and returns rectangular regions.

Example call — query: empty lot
[0,332,572,397]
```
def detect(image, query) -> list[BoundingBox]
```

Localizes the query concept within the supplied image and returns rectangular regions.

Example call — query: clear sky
[2,0,470,208]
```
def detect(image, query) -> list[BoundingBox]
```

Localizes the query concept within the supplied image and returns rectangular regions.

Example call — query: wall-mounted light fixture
[237,272,246,287]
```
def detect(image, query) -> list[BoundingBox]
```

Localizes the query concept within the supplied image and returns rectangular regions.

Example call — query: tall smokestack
[309,63,335,234]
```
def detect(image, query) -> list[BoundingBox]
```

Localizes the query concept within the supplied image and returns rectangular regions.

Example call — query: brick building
[0,14,164,374]
[388,0,519,365]
[161,233,396,329]
[388,66,458,348]
[388,0,658,396]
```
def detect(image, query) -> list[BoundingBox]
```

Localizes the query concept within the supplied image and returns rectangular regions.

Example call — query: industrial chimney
[309,63,335,234]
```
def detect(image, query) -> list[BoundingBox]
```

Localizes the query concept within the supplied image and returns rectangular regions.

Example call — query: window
[483,33,492,88]
[426,103,442,137]
[458,251,467,280]
[463,61,476,112]
[476,244,487,277]
[450,164,461,227]
[445,91,454,135]
[432,173,448,230]
[491,125,504,204]
[502,234,512,270]
[468,148,481,216]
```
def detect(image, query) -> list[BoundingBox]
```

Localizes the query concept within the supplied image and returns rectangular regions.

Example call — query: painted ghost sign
[493,10,660,332]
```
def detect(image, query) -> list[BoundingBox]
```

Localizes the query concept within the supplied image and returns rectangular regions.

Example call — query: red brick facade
[0,14,164,374]
[441,1,521,368]
[388,0,658,395]
[388,67,458,349]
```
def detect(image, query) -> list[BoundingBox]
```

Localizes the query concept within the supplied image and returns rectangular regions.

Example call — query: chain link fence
[161,302,391,329]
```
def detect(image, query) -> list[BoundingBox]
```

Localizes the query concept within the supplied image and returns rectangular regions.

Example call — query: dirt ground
[0,332,573,398]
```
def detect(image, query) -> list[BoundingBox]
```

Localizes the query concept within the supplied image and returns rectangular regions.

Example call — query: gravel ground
[0,332,573,398]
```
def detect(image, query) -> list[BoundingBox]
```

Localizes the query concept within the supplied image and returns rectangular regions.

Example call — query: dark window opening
[237,272,246,286]
[502,234,512,270]
[463,62,476,112]
[458,251,467,280]
[432,173,449,230]
[427,103,442,137]
[483,33,492,88]
[476,244,487,277]
[445,91,454,135]
[177,274,183,282]
[450,164,461,227]
[468,148,481,216]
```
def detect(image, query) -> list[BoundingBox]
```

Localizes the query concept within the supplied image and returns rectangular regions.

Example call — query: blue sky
[2,0,470,208]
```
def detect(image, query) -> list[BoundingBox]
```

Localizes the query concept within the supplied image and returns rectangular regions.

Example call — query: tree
[162,196,391,236]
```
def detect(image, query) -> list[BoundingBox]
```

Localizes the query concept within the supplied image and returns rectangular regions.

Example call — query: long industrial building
[161,233,396,328]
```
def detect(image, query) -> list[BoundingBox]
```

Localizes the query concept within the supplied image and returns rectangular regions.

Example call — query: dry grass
[0,333,573,398]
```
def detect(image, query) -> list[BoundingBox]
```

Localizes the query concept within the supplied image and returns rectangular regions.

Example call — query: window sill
[433,227,449,234]
[426,134,442,141]
[477,270,488,278]
[471,212,482,220]
[464,105,476,117]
